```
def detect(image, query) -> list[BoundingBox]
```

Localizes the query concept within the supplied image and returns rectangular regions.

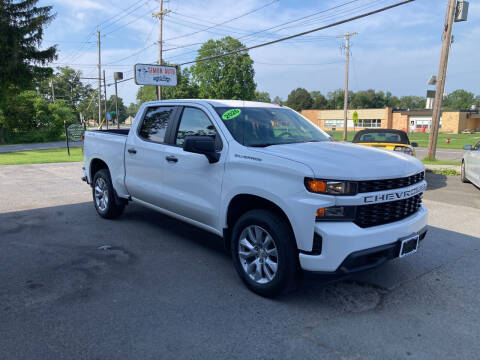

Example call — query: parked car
[352,129,418,156]
[462,142,480,187]
[82,100,427,297]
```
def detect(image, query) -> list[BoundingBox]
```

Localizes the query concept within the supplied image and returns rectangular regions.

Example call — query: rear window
[353,131,409,144]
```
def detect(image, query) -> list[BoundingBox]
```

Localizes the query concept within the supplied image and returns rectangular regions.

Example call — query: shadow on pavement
[425,172,447,190]
[1,202,480,359]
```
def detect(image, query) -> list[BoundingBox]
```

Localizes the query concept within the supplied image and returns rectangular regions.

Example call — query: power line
[164,0,279,42]
[178,0,414,66]
[103,6,157,37]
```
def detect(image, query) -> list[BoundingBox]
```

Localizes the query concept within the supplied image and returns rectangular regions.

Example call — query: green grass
[421,159,461,166]
[328,130,479,149]
[0,147,83,165]
[426,168,459,176]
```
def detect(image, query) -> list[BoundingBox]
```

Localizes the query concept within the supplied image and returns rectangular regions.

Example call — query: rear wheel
[231,209,300,297]
[461,161,469,183]
[92,169,125,219]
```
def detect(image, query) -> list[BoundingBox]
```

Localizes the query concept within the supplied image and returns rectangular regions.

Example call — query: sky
[38,0,480,105]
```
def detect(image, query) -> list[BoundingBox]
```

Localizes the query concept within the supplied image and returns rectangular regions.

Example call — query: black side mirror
[183,136,220,163]
[411,142,418,147]
[463,145,473,150]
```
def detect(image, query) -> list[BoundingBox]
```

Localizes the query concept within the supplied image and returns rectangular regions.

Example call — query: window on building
[324,119,344,127]
[357,119,381,128]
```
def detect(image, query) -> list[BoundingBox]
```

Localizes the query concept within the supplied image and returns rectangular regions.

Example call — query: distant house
[124,116,134,125]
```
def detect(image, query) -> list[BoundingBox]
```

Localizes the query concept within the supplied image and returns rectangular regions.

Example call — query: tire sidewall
[93,169,114,218]
[461,161,467,183]
[231,210,297,297]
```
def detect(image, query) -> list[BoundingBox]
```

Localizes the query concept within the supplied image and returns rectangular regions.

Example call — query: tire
[92,169,125,219]
[231,209,300,297]
[461,161,469,183]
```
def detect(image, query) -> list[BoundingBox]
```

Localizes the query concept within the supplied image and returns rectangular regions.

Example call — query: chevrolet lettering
[82,100,428,297]
[364,183,427,204]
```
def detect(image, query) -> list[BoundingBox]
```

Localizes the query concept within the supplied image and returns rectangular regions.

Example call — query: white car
[82,100,428,297]
[462,141,480,187]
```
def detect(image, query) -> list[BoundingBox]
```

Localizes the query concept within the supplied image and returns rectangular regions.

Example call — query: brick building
[301,108,480,134]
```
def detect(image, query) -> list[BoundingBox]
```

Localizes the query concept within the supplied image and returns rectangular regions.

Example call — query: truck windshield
[214,107,330,147]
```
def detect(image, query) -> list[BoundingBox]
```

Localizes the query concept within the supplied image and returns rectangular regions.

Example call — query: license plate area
[398,234,419,258]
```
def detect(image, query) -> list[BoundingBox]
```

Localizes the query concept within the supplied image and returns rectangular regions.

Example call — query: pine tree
[0,0,57,141]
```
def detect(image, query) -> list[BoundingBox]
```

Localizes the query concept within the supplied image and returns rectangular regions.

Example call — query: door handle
[165,155,178,163]
[128,148,137,154]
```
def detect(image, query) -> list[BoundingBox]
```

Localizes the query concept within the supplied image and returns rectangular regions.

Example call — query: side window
[175,107,218,147]
[474,142,480,151]
[139,106,175,143]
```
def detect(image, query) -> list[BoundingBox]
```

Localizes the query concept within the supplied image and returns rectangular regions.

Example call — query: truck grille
[354,194,423,228]
[357,172,425,193]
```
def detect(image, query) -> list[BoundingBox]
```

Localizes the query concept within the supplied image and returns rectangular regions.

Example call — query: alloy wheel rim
[238,225,278,284]
[94,177,109,212]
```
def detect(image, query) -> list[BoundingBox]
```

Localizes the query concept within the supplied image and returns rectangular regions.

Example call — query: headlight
[394,146,414,156]
[305,178,357,195]
[316,206,355,221]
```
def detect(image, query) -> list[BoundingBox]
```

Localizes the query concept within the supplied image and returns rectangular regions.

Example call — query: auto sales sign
[134,64,177,86]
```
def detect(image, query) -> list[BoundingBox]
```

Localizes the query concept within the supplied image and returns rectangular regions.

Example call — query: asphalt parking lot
[1,163,479,359]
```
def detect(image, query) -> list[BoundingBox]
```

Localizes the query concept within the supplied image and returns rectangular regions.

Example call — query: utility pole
[114,79,119,129]
[153,0,170,101]
[103,70,108,130]
[49,79,55,104]
[338,32,357,141]
[426,0,457,159]
[97,30,102,127]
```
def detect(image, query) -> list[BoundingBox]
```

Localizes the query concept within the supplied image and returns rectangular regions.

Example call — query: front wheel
[231,209,300,297]
[461,161,469,183]
[92,169,125,219]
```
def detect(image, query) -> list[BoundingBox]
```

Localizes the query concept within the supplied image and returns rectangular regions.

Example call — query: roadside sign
[65,123,84,156]
[352,111,359,125]
[134,64,177,86]
[67,123,84,142]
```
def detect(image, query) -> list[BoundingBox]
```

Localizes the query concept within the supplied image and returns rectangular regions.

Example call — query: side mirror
[411,142,418,147]
[183,136,220,163]
[463,145,473,150]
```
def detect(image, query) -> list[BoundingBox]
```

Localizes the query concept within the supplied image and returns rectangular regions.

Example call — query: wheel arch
[223,193,296,253]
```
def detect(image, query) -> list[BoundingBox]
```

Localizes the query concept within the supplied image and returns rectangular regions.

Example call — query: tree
[254,91,271,103]
[126,103,138,118]
[43,67,92,113]
[163,67,199,99]
[285,88,313,111]
[310,91,327,109]
[397,96,426,109]
[136,86,156,104]
[191,36,256,100]
[0,0,57,142]
[107,95,127,122]
[326,89,346,109]
[272,96,283,105]
[443,89,475,110]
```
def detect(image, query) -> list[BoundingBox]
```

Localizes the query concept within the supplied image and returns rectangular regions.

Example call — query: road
[1,163,479,359]
[0,141,82,153]
[415,147,465,162]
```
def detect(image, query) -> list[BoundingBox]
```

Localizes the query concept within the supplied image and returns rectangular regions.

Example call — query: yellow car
[352,129,418,156]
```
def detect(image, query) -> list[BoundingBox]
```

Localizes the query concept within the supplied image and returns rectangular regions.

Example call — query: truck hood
[253,141,424,180]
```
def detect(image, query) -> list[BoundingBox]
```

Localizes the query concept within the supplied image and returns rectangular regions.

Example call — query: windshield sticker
[222,108,241,120]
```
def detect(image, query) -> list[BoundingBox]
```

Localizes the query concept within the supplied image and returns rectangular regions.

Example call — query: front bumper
[299,204,428,272]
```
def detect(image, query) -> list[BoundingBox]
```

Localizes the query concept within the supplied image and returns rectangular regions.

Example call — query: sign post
[352,111,359,135]
[134,64,178,87]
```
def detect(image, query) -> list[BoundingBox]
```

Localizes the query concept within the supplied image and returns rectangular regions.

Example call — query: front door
[125,105,177,205]
[161,106,226,229]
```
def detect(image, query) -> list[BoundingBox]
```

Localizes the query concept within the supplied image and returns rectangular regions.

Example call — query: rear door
[124,105,178,205]
[161,105,227,229]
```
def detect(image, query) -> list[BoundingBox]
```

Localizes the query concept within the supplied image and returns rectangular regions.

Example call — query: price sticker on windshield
[222,109,241,120]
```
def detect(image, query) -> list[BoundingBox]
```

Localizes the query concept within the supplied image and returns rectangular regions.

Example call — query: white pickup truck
[83,100,428,297]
